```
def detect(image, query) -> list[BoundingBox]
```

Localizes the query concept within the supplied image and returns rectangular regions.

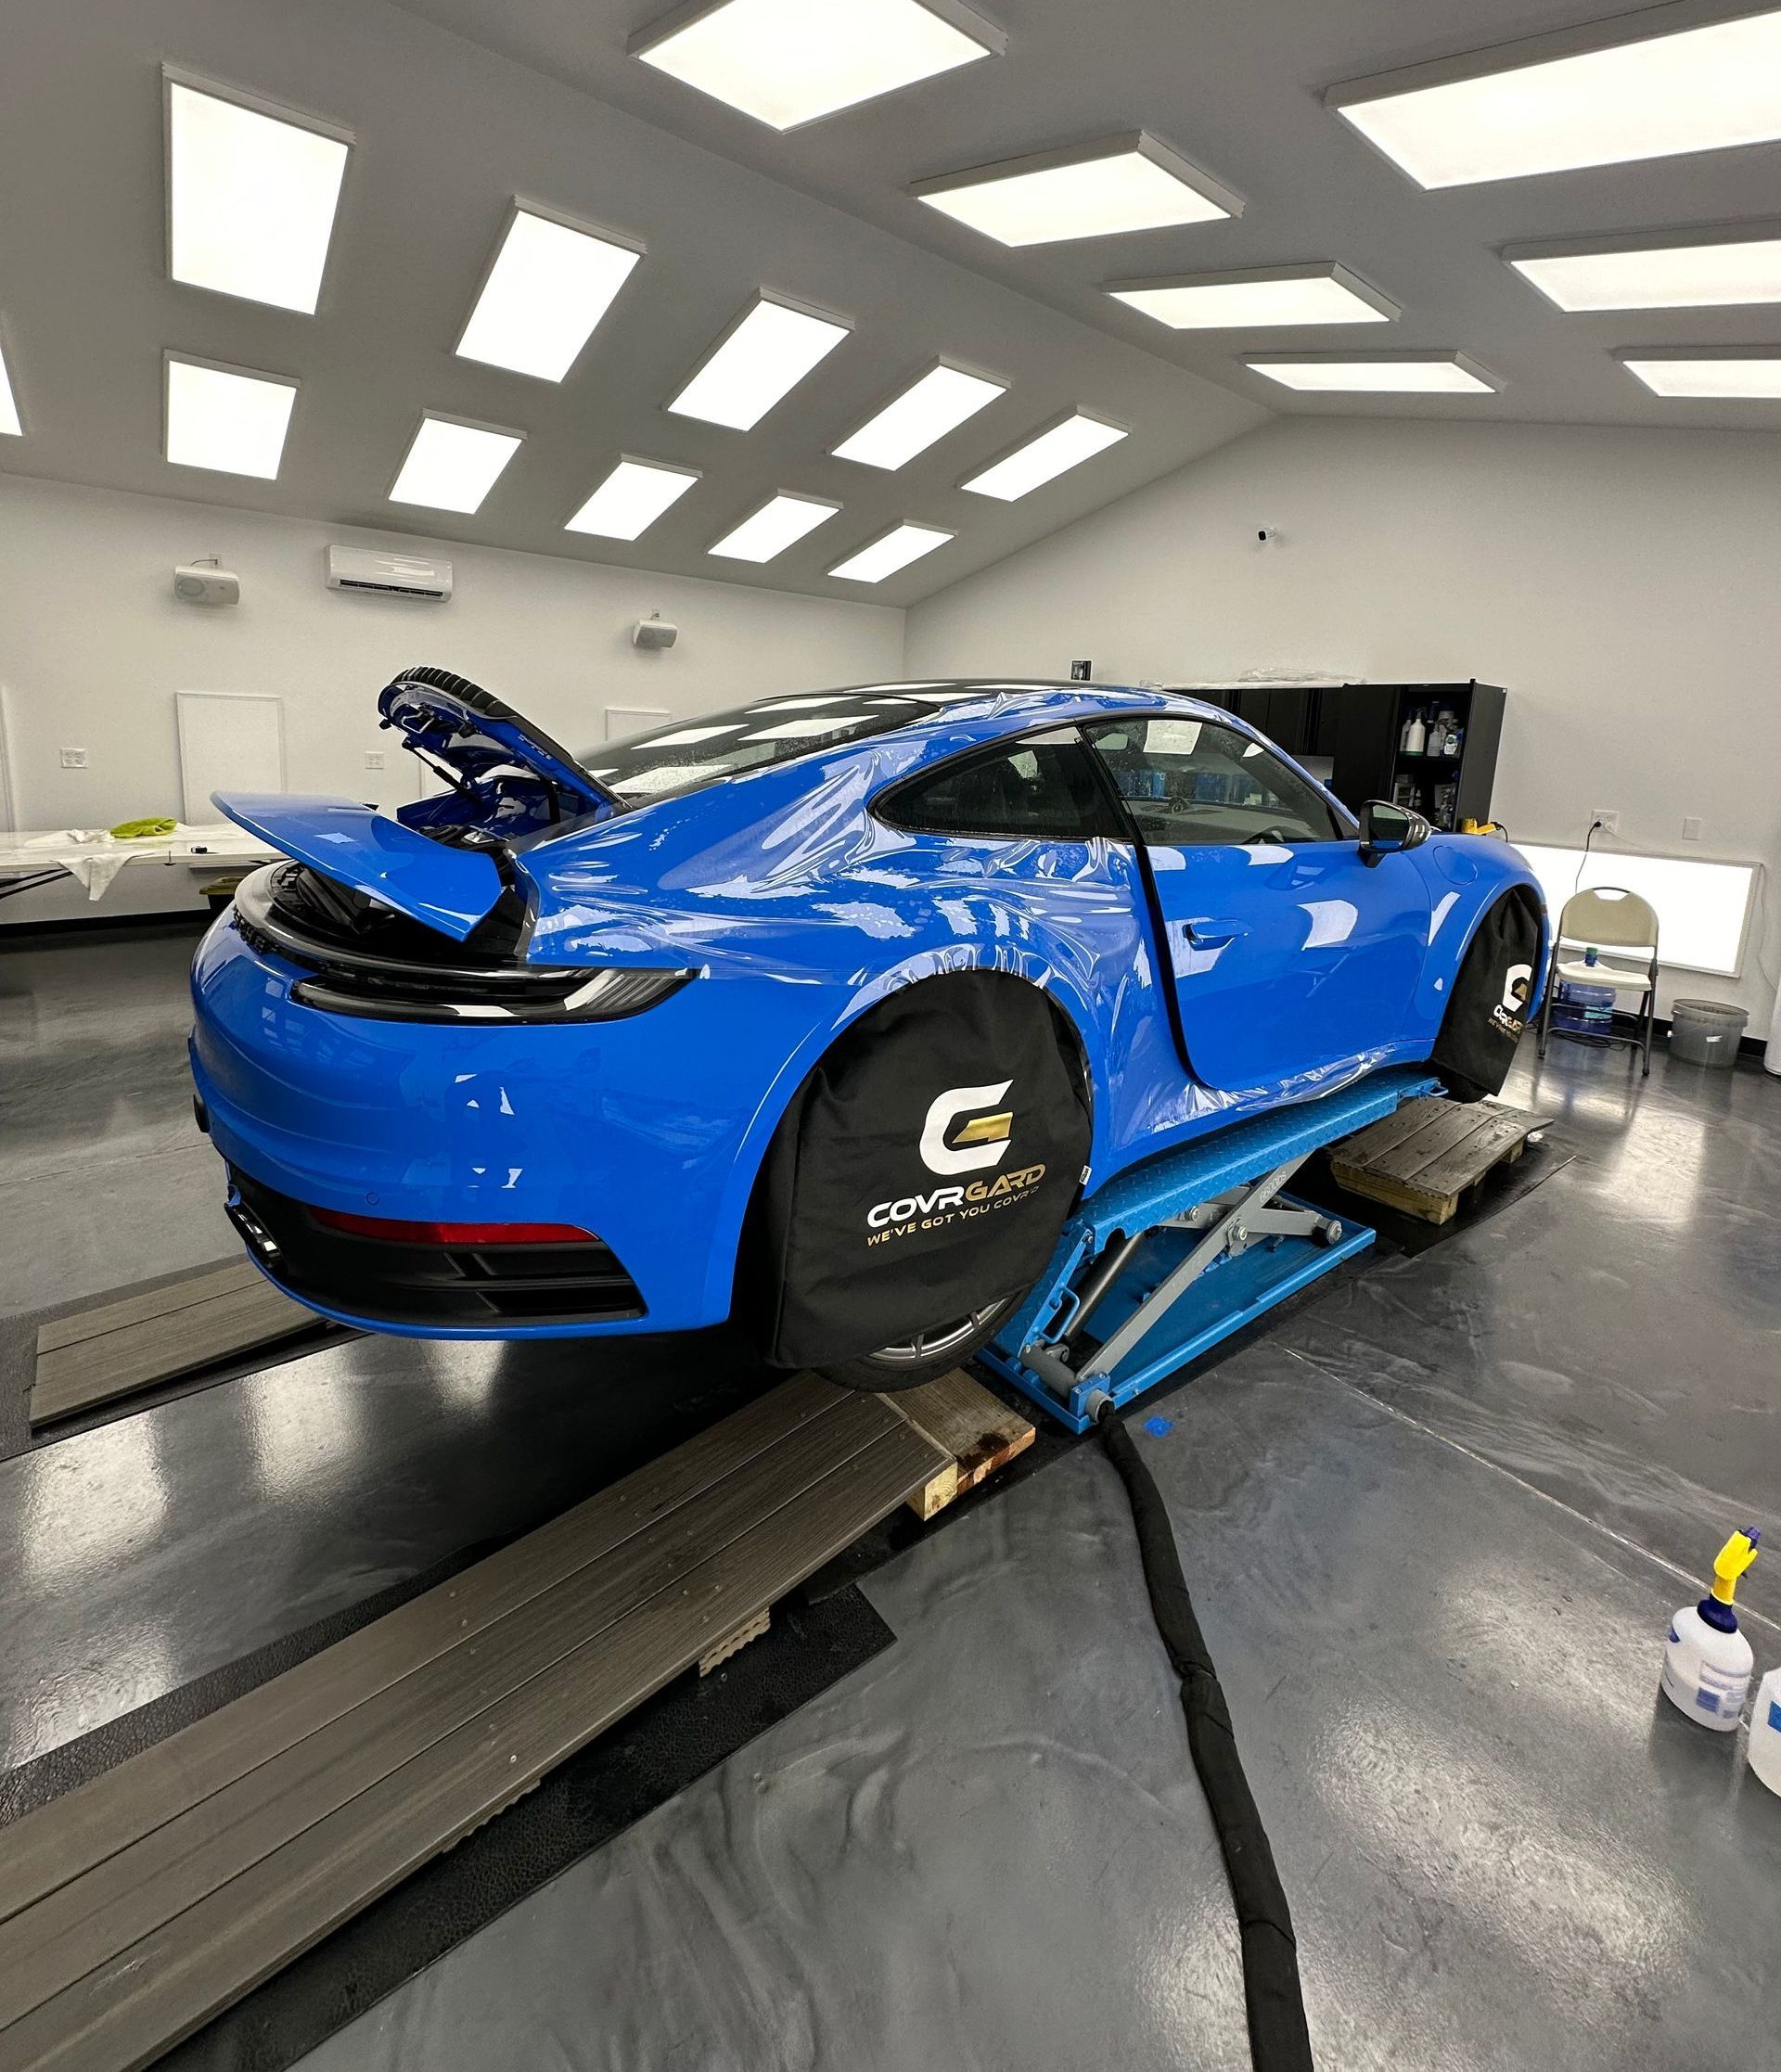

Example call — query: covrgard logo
[918,1080,1014,1176]
[1490,961,1533,1039]
[867,1165,1047,1234]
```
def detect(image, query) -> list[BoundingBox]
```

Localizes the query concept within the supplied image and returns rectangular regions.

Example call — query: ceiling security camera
[1255,527,1282,545]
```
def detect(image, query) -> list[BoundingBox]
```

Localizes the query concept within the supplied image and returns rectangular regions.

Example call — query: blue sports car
[191,668,1544,1388]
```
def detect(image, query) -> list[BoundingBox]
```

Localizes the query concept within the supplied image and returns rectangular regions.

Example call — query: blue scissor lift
[980,1065,1441,1434]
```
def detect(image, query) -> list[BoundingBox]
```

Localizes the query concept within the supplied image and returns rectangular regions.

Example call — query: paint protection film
[755,972,1092,1368]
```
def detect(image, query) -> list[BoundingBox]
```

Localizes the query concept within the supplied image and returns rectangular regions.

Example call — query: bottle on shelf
[1401,708,1427,756]
[1432,709,1460,756]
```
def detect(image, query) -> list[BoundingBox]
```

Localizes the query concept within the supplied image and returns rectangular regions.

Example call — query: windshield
[581,685,979,806]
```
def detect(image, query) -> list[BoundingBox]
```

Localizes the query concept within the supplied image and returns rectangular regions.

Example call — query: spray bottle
[1660,1529,1760,1730]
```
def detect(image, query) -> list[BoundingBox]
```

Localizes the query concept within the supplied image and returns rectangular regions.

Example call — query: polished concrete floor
[3,925,1778,2069]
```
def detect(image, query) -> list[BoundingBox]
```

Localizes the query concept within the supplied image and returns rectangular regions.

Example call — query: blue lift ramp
[981,1066,1441,1433]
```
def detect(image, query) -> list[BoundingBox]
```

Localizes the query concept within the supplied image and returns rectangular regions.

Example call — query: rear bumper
[189,912,786,1338]
[224,1167,647,1330]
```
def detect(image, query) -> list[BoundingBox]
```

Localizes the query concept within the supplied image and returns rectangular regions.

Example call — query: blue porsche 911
[191,668,1544,1388]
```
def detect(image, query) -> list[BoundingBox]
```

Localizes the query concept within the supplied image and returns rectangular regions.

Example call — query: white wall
[908,416,1781,1030]
[0,474,903,923]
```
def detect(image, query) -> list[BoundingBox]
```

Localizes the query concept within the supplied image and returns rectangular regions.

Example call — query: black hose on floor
[1096,1403,1314,2072]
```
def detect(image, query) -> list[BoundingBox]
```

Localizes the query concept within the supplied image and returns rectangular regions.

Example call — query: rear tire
[814,1293,1019,1393]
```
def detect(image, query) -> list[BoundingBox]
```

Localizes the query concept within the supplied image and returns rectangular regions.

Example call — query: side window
[1083,716,1341,847]
[883,728,1124,842]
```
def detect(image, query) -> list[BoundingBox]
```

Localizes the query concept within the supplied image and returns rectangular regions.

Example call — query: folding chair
[1536,886,1659,1077]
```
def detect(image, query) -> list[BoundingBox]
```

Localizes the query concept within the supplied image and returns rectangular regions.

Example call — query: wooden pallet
[0,1375,947,2072]
[31,1260,319,1428]
[886,1370,1036,1521]
[1326,1094,1551,1226]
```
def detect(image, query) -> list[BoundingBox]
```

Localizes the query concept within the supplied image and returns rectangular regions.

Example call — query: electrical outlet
[364,750,384,770]
[1682,815,1703,842]
[59,747,87,769]
[1590,808,1619,836]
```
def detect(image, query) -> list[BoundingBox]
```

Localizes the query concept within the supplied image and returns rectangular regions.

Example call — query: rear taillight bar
[311,1208,599,1246]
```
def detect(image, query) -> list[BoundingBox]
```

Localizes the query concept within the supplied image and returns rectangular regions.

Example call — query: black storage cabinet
[1180,681,1505,833]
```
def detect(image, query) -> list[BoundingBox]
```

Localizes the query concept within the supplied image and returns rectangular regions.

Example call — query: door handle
[1184,918,1249,949]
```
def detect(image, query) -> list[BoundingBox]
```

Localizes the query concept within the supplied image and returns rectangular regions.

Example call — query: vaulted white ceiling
[3,0,1778,608]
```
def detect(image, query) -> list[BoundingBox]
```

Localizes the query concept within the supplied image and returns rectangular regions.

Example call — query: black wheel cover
[753,972,1091,1369]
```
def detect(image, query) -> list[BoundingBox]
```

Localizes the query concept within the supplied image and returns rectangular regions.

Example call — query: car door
[1083,714,1433,1092]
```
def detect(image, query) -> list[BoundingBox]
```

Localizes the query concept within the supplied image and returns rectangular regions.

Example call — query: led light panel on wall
[1518,843,1757,976]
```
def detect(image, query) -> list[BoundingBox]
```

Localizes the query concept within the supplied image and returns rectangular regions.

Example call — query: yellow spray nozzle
[1711,1530,1760,1605]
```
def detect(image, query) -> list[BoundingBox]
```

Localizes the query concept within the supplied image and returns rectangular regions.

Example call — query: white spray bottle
[1660,1529,1760,1731]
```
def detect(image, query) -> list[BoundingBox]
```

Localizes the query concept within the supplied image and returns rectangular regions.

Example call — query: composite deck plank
[32,1282,317,1426]
[0,1418,941,2072]
[33,1264,263,1357]
[0,1390,905,2029]
[0,1373,848,1926]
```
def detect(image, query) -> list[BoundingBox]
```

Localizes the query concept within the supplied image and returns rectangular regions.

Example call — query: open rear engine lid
[213,794,506,942]
[378,665,619,828]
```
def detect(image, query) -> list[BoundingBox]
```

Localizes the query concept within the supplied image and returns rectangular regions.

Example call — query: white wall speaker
[173,558,240,607]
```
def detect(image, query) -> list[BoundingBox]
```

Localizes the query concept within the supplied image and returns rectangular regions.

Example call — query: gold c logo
[919,1081,1014,1176]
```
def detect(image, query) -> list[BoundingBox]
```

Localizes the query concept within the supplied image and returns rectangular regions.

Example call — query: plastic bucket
[1669,998,1747,1068]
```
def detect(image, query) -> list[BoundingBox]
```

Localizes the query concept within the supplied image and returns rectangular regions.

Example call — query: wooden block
[886,1370,1035,1521]
[698,1607,771,1676]
[1328,1094,1552,1226]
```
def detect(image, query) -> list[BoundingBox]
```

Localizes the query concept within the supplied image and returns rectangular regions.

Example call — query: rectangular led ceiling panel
[828,523,954,582]
[1506,230,1781,310]
[668,297,851,429]
[1246,354,1498,394]
[457,209,642,381]
[1107,263,1397,329]
[566,457,701,539]
[709,492,840,561]
[390,416,522,512]
[632,0,1002,130]
[912,133,1240,245]
[961,413,1127,500]
[832,364,1006,468]
[166,76,349,313]
[1621,353,1781,397]
[1328,6,1781,188]
[0,343,19,437]
[164,356,298,477]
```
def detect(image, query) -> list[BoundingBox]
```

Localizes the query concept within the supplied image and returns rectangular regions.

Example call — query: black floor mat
[1291,1129,1575,1258]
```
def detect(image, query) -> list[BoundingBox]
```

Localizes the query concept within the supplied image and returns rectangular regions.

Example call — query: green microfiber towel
[109,817,179,840]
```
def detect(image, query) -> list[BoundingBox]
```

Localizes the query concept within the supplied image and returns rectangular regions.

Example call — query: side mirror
[1358,799,1431,865]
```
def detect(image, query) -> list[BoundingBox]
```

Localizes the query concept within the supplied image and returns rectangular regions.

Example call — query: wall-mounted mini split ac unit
[325,546,454,601]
